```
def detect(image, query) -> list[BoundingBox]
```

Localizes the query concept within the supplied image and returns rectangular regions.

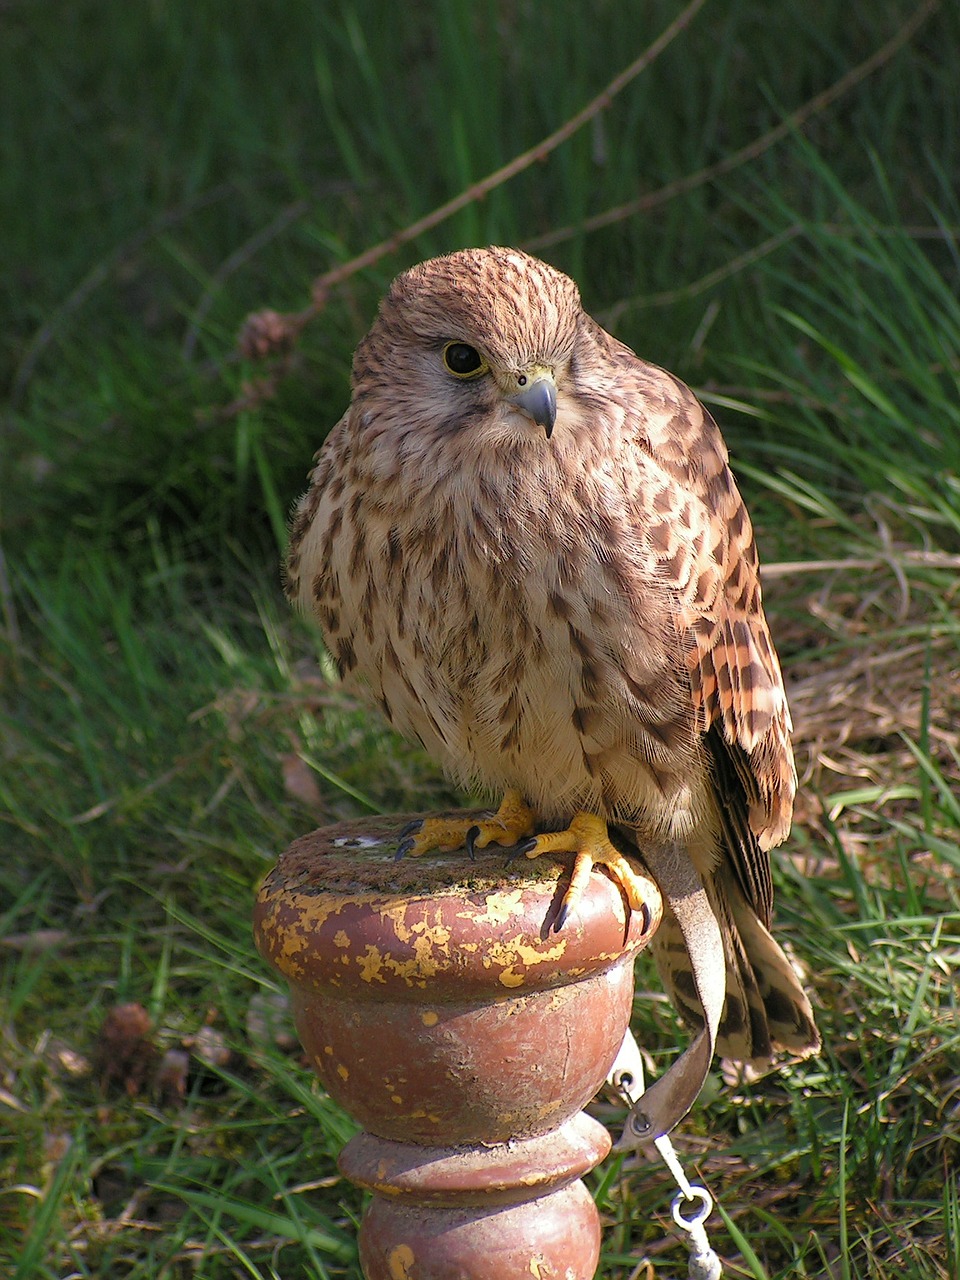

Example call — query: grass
[2,1,959,1276]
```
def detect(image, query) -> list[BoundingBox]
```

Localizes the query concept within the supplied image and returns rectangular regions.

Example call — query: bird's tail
[649,864,819,1065]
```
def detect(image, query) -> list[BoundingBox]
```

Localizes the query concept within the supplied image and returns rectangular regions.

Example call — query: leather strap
[615,845,726,1146]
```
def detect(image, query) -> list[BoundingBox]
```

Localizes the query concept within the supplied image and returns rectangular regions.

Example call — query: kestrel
[286,246,819,1066]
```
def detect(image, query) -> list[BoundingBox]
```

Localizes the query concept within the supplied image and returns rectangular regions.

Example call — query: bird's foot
[517,813,649,930]
[396,789,537,861]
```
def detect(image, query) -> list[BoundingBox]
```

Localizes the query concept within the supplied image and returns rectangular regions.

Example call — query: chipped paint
[420,1009,439,1026]
[357,944,387,984]
[484,935,568,984]
[352,919,457,987]
[333,929,350,948]
[466,886,526,927]
[259,886,354,936]
[336,1064,349,1081]
[498,967,526,988]
[388,1243,416,1278]
[380,902,454,961]
[255,886,385,981]
[380,899,427,943]
[411,933,447,975]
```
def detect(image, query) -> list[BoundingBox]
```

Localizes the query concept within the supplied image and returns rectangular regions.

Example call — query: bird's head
[351,247,587,452]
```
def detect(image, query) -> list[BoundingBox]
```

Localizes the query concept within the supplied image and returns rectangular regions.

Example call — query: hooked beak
[508,371,558,438]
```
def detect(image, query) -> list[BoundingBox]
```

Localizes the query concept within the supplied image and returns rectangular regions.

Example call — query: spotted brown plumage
[286,246,819,1064]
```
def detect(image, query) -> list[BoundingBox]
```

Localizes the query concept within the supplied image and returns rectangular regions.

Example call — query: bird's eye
[442,342,487,379]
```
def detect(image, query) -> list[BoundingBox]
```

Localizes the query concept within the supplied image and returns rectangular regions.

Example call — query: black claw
[503,839,530,868]
[398,818,424,840]
[395,837,416,861]
[515,836,538,857]
[465,825,480,861]
[554,900,570,932]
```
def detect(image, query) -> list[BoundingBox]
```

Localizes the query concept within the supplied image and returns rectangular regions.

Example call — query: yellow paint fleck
[421,1010,439,1026]
[323,1045,334,1056]
[388,1243,416,1280]
[468,887,526,927]
[498,967,525,988]
[380,901,413,941]
[484,934,568,988]
[357,944,386,983]
[391,1094,403,1104]
[333,930,350,948]
[352,927,459,986]
[538,1096,565,1119]
[382,901,452,949]
[259,888,379,978]
[411,930,450,975]
[336,1064,349,1081]
[529,1254,547,1278]
[505,936,568,967]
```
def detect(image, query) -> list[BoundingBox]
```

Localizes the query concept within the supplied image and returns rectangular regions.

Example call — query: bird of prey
[286,246,819,1067]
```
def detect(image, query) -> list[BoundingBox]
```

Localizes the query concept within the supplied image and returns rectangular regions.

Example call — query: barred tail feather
[650,868,819,1065]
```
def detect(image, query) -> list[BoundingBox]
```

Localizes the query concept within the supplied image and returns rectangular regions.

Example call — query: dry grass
[774,548,960,859]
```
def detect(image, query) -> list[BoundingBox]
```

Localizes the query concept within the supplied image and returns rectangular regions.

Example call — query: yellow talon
[519,812,650,927]
[396,789,537,860]
[396,801,649,934]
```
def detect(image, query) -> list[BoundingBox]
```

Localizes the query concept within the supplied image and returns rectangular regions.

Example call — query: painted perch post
[253,812,661,1280]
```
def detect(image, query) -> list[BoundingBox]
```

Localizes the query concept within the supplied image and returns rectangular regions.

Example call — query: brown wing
[676,401,795,839]
[666,387,793,924]
[610,347,795,927]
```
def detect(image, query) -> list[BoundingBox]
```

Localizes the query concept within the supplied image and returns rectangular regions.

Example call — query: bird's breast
[309,473,702,831]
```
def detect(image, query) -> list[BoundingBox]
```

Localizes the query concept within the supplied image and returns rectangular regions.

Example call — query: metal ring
[671,1185,713,1230]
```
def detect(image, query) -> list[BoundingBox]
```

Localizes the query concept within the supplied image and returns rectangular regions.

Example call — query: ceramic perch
[253,812,662,1279]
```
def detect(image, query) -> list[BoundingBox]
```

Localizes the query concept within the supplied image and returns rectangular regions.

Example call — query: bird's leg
[517,813,650,929]
[396,788,537,861]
